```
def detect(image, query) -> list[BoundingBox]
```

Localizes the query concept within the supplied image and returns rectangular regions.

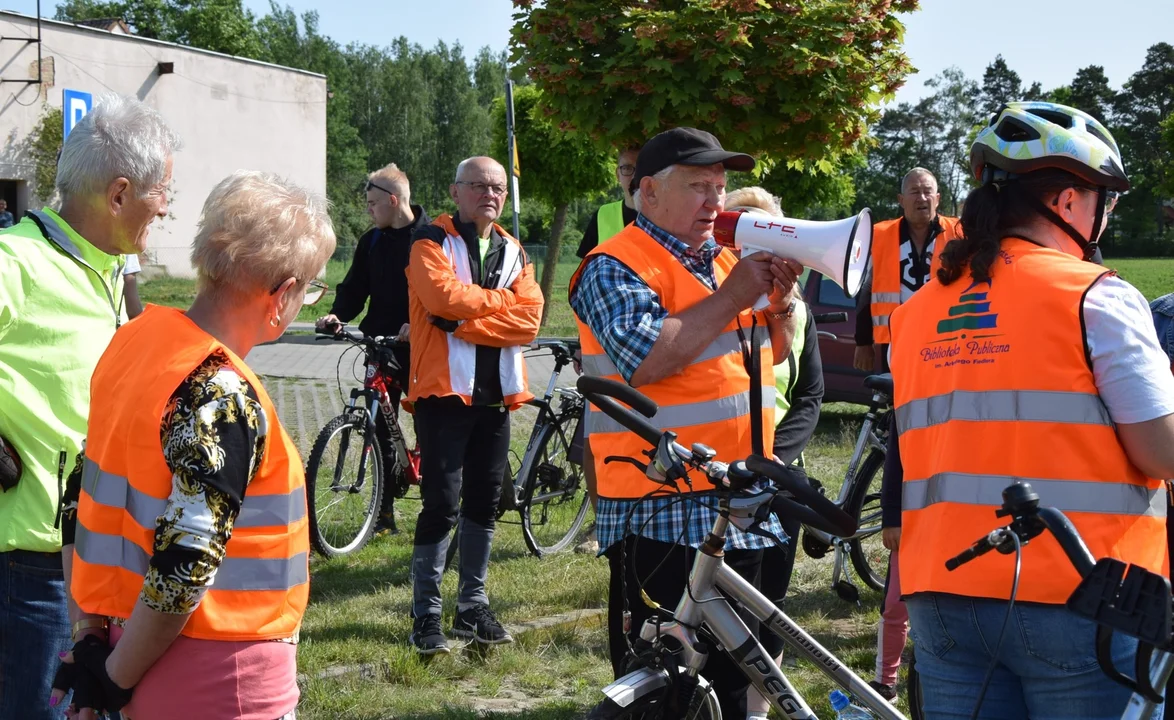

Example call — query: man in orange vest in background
[854,167,961,372]
[406,156,543,656]
[570,127,803,717]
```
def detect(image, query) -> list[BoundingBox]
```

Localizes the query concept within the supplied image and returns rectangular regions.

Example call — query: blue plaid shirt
[570,214,785,554]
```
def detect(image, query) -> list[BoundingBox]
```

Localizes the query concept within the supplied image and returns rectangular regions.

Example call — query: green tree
[1067,65,1117,125]
[510,0,917,167]
[979,54,1022,112]
[854,67,979,218]
[1161,113,1174,199]
[491,84,612,322]
[1112,42,1174,247]
[56,0,263,57]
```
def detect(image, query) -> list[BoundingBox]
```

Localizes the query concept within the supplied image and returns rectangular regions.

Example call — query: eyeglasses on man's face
[270,278,329,306]
[617,164,636,178]
[455,181,507,197]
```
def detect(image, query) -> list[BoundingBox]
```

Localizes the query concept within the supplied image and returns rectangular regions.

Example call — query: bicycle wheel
[585,691,719,719]
[844,448,887,592]
[305,411,383,559]
[519,412,591,557]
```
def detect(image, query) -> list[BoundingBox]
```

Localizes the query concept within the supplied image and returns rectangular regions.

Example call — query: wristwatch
[767,299,797,321]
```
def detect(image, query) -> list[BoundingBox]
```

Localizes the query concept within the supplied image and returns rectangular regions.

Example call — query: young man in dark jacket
[317,163,430,535]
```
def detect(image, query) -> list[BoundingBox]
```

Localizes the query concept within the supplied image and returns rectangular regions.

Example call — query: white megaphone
[713,208,873,311]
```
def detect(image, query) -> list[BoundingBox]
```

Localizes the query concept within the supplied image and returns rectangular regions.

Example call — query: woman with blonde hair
[52,171,336,719]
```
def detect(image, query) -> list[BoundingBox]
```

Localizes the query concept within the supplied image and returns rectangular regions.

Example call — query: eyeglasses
[455,181,507,197]
[366,180,396,195]
[270,278,329,306]
[618,164,636,177]
[1105,190,1120,215]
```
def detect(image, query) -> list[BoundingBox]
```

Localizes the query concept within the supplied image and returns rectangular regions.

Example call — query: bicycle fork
[334,388,375,494]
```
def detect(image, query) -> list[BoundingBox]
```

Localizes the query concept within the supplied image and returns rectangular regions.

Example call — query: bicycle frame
[337,349,420,491]
[500,342,582,511]
[802,387,891,594]
[610,492,905,720]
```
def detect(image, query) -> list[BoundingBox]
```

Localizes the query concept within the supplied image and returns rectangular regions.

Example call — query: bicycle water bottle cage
[1067,558,1173,650]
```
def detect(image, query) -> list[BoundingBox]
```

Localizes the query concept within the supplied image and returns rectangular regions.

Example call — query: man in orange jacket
[405,156,543,655]
[854,167,961,372]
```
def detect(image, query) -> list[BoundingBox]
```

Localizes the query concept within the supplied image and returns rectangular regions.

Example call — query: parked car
[801,270,872,406]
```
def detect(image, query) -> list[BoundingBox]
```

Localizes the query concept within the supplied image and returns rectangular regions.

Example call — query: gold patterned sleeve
[141,350,268,615]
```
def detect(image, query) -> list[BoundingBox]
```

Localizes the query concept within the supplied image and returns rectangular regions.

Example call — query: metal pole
[505,78,520,240]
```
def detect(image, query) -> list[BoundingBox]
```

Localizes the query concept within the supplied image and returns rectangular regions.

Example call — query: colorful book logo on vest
[937,280,998,334]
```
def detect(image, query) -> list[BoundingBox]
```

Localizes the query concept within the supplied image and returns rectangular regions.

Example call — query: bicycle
[947,481,1173,720]
[577,374,908,720]
[799,368,893,602]
[304,327,419,558]
[446,338,590,566]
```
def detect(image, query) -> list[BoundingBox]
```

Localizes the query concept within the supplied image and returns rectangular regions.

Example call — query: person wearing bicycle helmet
[890,101,1174,719]
[52,172,335,719]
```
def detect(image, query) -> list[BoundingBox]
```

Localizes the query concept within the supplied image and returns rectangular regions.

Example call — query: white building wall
[0,12,327,276]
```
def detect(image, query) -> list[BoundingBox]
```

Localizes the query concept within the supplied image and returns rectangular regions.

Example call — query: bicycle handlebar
[315,326,408,350]
[575,374,858,538]
[945,483,1097,578]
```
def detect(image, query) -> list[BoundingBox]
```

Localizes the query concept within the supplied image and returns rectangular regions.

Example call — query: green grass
[1104,257,1174,301]
[278,390,903,719]
[137,258,581,333]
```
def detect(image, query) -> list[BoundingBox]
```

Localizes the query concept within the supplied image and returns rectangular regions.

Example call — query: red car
[802,270,872,406]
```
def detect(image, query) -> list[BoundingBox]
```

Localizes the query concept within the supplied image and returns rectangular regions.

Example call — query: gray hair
[191,171,336,298]
[632,165,676,213]
[901,167,937,194]
[55,94,182,201]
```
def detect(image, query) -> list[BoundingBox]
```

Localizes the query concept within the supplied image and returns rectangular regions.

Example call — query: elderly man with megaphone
[570,126,813,717]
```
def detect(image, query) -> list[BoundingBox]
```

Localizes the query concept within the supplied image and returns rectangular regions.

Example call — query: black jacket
[330,205,431,338]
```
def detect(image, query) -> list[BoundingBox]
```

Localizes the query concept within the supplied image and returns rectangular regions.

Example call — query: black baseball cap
[630,127,755,195]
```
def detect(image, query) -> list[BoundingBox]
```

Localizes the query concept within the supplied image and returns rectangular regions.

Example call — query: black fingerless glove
[430,316,459,333]
[69,634,135,712]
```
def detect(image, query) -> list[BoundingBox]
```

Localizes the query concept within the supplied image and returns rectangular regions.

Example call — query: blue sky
[9,0,1172,105]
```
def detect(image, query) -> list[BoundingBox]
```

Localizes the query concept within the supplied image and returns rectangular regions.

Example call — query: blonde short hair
[725,186,782,216]
[369,163,409,199]
[191,171,336,296]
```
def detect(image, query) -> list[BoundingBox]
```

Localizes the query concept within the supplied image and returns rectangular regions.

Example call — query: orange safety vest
[72,306,309,641]
[570,225,776,499]
[406,214,534,410]
[870,216,961,343]
[890,238,1167,605]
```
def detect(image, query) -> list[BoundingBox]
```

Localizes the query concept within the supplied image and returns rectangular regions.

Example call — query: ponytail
[936,168,1090,286]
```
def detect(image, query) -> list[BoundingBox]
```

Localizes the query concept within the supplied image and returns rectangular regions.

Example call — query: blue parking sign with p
[63,89,93,140]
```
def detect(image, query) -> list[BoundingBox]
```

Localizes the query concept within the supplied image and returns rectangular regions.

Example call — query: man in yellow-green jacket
[0,95,179,719]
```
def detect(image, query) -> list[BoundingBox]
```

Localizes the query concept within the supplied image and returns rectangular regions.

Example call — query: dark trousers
[411,396,510,617]
[606,537,764,719]
[757,514,801,660]
[0,550,71,720]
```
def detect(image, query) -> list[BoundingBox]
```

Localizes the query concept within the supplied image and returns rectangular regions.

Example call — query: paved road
[246,326,577,454]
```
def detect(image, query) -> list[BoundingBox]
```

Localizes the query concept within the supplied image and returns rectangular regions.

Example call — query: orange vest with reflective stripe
[870,216,961,343]
[406,214,533,410]
[890,238,1167,605]
[72,306,309,641]
[570,225,776,499]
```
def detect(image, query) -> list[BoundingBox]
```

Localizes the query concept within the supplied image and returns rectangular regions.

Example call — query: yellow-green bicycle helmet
[970,102,1129,260]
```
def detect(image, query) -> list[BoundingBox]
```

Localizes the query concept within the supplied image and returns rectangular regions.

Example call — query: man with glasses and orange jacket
[405,156,543,656]
[316,163,430,536]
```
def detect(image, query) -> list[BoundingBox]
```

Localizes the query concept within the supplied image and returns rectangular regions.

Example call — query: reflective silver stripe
[581,327,771,379]
[82,459,306,529]
[75,524,309,591]
[872,292,902,304]
[872,315,889,327]
[586,389,776,436]
[896,390,1112,433]
[903,473,1166,517]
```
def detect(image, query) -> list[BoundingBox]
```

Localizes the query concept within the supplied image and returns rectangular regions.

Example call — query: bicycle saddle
[863,374,893,396]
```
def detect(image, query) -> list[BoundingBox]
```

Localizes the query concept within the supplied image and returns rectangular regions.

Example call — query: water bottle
[829,689,876,719]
